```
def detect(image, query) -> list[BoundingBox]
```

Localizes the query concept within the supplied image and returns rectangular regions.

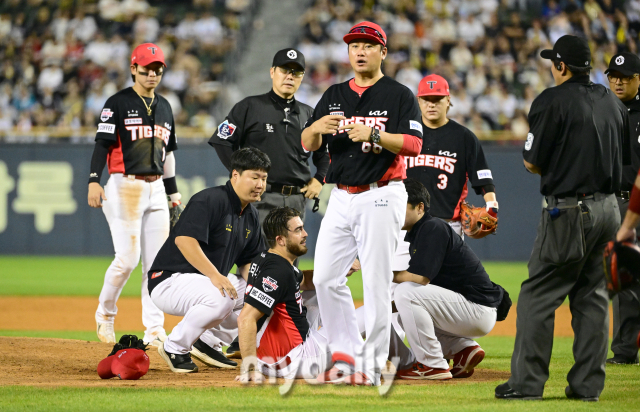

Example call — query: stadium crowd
[296,0,636,139]
[0,0,251,136]
[0,0,636,140]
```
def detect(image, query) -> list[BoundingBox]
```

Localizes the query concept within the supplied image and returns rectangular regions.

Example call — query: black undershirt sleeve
[480,184,495,195]
[89,139,113,184]
[214,145,233,172]
[312,149,330,184]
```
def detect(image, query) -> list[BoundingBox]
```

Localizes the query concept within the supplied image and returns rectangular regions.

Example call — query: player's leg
[351,182,407,383]
[96,175,144,342]
[200,274,246,350]
[139,179,170,345]
[313,187,360,371]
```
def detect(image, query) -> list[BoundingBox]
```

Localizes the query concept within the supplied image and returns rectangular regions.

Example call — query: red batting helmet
[417,74,450,97]
[343,21,387,47]
[131,43,166,67]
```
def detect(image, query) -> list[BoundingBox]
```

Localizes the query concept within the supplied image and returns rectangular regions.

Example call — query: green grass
[0,257,528,301]
[0,335,638,411]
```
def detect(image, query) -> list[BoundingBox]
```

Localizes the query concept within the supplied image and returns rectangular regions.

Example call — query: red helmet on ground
[131,43,166,67]
[417,74,450,97]
[343,21,387,47]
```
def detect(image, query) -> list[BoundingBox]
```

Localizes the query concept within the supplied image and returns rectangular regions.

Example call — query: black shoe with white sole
[226,337,241,359]
[191,339,238,368]
[158,343,199,373]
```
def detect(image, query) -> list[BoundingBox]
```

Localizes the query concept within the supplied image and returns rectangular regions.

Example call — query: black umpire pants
[611,196,640,362]
[508,194,619,397]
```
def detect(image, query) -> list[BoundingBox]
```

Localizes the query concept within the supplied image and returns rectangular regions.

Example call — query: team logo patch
[616,56,625,65]
[330,111,344,117]
[477,169,493,180]
[287,50,297,59]
[525,132,534,151]
[124,118,142,125]
[217,120,236,140]
[262,276,279,292]
[409,120,423,134]
[151,271,163,279]
[249,287,275,308]
[100,108,113,122]
[265,123,274,133]
[164,122,172,130]
[97,123,116,134]
[369,110,387,116]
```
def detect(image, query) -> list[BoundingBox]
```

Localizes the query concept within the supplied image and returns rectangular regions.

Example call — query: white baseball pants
[394,282,497,369]
[150,272,236,354]
[200,273,246,350]
[314,182,407,383]
[96,174,169,340]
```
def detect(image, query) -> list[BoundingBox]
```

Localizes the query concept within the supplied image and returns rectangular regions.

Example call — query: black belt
[265,183,302,196]
[617,191,630,200]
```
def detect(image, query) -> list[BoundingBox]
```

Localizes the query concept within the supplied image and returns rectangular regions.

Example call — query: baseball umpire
[208,48,329,223]
[605,52,640,365]
[495,35,629,401]
[302,21,423,386]
[88,43,182,346]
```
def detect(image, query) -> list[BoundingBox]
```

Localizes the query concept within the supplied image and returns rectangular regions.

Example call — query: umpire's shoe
[495,383,542,400]
[158,343,198,373]
[191,339,237,369]
[606,355,639,365]
[565,386,599,402]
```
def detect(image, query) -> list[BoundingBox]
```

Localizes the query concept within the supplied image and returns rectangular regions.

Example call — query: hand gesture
[312,115,346,135]
[616,226,636,242]
[210,274,238,299]
[88,182,107,208]
[235,371,264,384]
[338,123,372,143]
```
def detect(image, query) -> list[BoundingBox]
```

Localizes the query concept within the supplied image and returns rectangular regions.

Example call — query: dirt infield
[0,296,615,337]
[0,336,510,388]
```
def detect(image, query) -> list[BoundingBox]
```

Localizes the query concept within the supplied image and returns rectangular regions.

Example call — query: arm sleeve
[95,96,119,142]
[244,261,288,315]
[214,145,233,172]
[523,94,557,169]
[207,101,248,149]
[311,148,330,183]
[466,130,495,195]
[236,217,267,266]
[174,193,216,244]
[166,116,178,152]
[622,108,632,166]
[395,88,424,138]
[88,139,113,184]
[407,223,449,281]
[162,152,179,195]
[397,134,423,156]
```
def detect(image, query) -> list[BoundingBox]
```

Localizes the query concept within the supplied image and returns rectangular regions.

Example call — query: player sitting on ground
[394,178,509,380]
[235,207,415,383]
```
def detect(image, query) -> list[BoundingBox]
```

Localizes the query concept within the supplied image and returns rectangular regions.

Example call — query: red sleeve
[397,134,423,156]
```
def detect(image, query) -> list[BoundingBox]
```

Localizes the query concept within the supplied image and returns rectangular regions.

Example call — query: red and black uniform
[405,120,494,220]
[304,76,423,185]
[244,252,308,362]
[89,87,177,182]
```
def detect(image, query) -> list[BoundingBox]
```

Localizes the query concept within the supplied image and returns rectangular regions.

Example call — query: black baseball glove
[107,334,148,356]
[169,200,184,227]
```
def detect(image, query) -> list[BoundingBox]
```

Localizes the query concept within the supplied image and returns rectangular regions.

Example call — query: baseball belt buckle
[281,185,294,196]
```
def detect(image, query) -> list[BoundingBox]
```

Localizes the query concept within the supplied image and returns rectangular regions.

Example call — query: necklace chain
[134,89,154,116]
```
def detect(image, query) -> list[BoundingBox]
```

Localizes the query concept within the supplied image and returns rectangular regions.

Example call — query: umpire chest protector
[96,87,177,176]
[308,76,422,186]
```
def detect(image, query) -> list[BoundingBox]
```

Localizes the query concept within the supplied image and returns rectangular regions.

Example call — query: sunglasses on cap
[348,26,386,46]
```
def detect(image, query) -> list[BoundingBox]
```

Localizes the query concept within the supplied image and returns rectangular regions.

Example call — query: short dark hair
[404,178,430,211]
[131,63,137,82]
[553,59,591,76]
[263,206,302,248]
[230,147,271,176]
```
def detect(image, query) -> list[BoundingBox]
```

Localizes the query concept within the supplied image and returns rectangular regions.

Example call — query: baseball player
[88,43,182,346]
[235,207,415,383]
[148,148,268,373]
[393,179,508,380]
[301,21,423,385]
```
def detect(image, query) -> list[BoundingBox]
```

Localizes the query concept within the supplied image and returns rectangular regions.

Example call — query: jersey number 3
[361,142,382,154]
[437,174,448,189]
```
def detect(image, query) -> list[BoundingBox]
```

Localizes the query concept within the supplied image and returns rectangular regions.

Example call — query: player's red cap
[97,355,116,379]
[343,21,387,47]
[417,74,450,97]
[131,43,166,67]
[111,349,150,380]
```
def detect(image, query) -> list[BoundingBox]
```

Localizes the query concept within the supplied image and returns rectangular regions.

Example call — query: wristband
[629,186,640,215]
[163,176,178,195]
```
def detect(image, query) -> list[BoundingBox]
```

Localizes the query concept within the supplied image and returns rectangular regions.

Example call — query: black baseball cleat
[158,343,198,373]
[226,337,241,359]
[191,339,238,368]
[494,383,542,400]
[565,386,599,402]
[606,355,639,365]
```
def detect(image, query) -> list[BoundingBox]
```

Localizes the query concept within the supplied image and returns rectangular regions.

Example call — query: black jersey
[622,93,640,191]
[405,120,494,220]
[305,76,423,186]
[148,181,264,292]
[523,75,629,196]
[95,87,177,176]
[406,213,503,308]
[244,252,308,362]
